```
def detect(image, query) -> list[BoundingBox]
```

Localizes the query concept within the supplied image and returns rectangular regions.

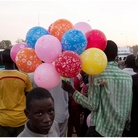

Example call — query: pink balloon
[86,113,91,127]
[34,63,61,90]
[10,42,28,62]
[74,22,92,34]
[35,35,62,63]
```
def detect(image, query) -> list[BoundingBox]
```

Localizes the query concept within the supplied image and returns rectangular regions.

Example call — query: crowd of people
[0,39,138,137]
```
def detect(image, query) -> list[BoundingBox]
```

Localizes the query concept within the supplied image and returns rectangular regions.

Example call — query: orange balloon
[50,19,74,41]
[16,48,42,73]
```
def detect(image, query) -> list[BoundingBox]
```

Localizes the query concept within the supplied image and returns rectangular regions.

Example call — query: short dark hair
[26,87,54,109]
[104,40,118,61]
[2,48,14,64]
[125,54,136,68]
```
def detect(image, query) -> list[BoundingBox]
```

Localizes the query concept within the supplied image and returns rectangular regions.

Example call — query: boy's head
[25,87,55,135]
[104,40,118,62]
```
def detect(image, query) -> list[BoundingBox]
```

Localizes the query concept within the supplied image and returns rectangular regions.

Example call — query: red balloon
[55,51,82,78]
[86,29,107,51]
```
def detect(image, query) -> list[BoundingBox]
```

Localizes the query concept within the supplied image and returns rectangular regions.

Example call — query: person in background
[117,57,125,69]
[67,73,83,137]
[62,40,132,137]
[134,53,138,73]
[122,54,137,75]
[49,81,69,137]
[0,48,33,137]
[80,71,91,137]
[0,51,5,71]
[127,53,138,136]
[27,72,38,88]
[128,73,138,136]
[18,87,60,137]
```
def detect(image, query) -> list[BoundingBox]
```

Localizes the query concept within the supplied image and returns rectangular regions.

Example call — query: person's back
[88,40,132,136]
[0,48,32,137]
[128,73,138,136]
[91,61,132,136]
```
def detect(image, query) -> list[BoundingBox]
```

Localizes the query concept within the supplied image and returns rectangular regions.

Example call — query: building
[118,46,133,60]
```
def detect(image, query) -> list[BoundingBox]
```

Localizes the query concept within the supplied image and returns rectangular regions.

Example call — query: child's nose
[42,113,51,122]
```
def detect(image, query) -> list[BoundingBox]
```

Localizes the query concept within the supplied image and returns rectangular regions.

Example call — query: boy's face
[25,98,55,135]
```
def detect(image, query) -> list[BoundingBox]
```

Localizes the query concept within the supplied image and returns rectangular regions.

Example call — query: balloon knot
[100,81,106,86]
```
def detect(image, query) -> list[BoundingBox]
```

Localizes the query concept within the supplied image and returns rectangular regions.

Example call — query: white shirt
[122,68,136,75]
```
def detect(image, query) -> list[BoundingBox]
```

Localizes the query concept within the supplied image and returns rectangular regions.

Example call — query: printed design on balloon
[93,52,107,66]
[61,29,87,55]
[50,19,74,41]
[80,48,107,75]
[55,51,82,78]
[16,48,42,73]
[26,26,49,49]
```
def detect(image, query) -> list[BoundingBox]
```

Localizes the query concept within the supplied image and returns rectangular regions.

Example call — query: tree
[0,40,12,49]
[16,39,25,43]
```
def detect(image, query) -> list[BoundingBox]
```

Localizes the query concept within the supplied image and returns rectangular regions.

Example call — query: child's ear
[24,108,30,119]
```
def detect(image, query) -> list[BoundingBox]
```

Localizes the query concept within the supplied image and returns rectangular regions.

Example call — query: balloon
[16,48,42,73]
[55,51,82,78]
[34,63,61,90]
[74,21,92,34]
[61,29,87,55]
[86,113,91,127]
[10,42,28,62]
[48,23,53,32]
[35,35,62,63]
[50,19,74,41]
[86,29,107,51]
[26,26,49,49]
[80,48,107,75]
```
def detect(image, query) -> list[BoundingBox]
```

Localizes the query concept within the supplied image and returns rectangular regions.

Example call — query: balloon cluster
[10,18,108,90]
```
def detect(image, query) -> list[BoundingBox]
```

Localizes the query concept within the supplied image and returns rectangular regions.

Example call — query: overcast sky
[0,0,138,46]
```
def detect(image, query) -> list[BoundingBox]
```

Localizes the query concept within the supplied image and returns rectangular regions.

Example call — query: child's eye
[36,112,43,116]
[49,109,54,114]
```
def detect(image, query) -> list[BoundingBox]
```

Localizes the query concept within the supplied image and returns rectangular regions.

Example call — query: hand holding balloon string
[61,80,76,95]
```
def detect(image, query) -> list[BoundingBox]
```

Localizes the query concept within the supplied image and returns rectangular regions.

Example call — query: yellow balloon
[80,48,107,75]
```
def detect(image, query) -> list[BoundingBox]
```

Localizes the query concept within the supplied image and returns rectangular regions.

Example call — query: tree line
[0,40,138,56]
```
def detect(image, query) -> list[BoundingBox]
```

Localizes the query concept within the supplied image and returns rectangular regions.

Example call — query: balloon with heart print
[61,29,87,55]
[80,48,107,75]
[55,51,82,78]
[50,19,74,41]
[15,48,42,73]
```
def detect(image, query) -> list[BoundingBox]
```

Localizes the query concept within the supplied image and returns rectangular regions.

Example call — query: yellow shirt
[0,70,33,127]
